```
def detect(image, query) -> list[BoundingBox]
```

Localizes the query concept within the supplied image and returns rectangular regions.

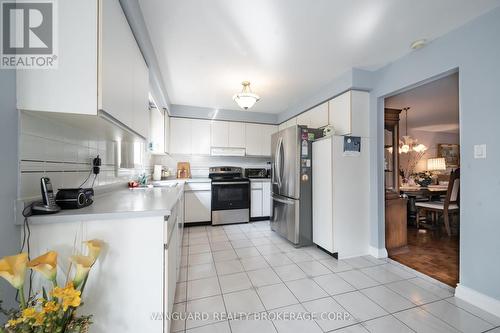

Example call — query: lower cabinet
[184,182,212,223]
[250,180,271,218]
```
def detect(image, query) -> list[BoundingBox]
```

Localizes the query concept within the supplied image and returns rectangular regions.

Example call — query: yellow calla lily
[27,251,58,282]
[0,253,28,289]
[69,255,93,288]
[83,239,104,263]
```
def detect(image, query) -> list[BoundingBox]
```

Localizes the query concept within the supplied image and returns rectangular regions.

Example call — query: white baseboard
[368,246,388,259]
[455,284,500,318]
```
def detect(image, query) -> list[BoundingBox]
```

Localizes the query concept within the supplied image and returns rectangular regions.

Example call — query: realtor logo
[1,0,58,68]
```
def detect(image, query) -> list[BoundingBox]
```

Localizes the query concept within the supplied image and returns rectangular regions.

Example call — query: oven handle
[212,181,250,185]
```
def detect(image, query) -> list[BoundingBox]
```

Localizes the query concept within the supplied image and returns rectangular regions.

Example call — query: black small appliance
[56,188,94,209]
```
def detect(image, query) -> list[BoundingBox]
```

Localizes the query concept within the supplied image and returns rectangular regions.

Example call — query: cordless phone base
[31,202,61,215]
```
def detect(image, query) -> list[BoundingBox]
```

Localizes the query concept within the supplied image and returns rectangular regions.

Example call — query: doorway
[383,72,460,287]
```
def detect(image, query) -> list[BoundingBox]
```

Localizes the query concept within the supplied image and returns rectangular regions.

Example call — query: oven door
[211,181,250,211]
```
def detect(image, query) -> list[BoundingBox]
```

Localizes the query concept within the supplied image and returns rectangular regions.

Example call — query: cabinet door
[149,108,165,153]
[228,122,246,148]
[296,112,311,127]
[185,191,212,222]
[191,119,211,155]
[312,137,334,252]
[164,113,170,154]
[329,91,351,135]
[211,121,229,147]
[261,125,278,156]
[170,118,192,154]
[251,189,263,217]
[100,0,137,128]
[245,123,262,156]
[309,102,329,128]
[132,48,150,138]
[350,90,370,137]
[262,182,271,217]
[17,0,98,115]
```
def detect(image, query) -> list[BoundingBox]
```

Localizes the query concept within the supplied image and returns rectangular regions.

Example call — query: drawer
[185,182,211,191]
[250,181,263,189]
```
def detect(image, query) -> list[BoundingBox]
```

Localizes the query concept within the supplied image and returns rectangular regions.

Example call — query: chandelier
[399,107,427,154]
[233,81,260,110]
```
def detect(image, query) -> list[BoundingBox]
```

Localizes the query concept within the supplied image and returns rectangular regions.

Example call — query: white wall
[0,70,20,312]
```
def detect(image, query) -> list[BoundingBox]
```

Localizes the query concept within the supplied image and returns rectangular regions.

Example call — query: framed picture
[438,144,460,168]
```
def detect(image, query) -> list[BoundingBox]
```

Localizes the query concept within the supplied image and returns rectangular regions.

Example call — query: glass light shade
[233,92,260,110]
[400,144,410,154]
[427,157,446,171]
[412,144,428,153]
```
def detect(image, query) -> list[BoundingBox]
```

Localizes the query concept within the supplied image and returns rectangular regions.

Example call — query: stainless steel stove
[209,167,250,225]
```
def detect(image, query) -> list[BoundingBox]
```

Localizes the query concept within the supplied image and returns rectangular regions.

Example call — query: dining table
[400,185,448,221]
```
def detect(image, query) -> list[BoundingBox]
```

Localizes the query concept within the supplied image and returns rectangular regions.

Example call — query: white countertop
[27,182,184,225]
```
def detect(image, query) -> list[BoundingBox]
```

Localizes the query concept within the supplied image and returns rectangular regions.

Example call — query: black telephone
[31,177,61,215]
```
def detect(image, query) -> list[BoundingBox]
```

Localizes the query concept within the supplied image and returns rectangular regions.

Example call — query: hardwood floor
[390,226,459,287]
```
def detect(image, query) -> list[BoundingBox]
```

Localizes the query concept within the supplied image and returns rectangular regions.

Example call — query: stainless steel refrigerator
[271,125,321,246]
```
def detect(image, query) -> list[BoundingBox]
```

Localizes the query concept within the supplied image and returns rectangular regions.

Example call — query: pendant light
[399,107,427,154]
[233,81,260,110]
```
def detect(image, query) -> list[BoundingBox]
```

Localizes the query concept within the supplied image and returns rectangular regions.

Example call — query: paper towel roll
[153,165,162,181]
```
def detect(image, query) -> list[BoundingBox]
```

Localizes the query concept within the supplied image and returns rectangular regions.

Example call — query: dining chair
[415,168,460,236]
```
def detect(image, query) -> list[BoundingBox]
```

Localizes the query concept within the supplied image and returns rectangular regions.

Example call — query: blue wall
[367,6,500,300]
[0,69,20,311]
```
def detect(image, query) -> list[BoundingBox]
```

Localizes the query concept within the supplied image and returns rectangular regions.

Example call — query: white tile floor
[173,221,500,333]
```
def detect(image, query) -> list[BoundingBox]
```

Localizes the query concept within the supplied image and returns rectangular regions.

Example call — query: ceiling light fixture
[399,107,428,154]
[410,39,427,50]
[233,81,260,110]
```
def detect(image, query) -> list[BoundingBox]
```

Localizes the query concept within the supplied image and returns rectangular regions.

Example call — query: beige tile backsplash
[19,112,151,200]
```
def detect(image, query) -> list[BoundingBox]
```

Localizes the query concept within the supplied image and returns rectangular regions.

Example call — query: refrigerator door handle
[279,137,285,188]
[275,137,283,188]
[272,195,294,205]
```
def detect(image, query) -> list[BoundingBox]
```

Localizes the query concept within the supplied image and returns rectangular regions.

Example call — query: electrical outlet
[474,144,487,159]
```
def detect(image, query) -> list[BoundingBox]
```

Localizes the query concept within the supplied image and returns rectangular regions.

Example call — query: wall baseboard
[368,246,388,259]
[455,284,500,318]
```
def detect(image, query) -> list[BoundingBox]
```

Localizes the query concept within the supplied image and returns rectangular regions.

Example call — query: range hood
[210,147,246,157]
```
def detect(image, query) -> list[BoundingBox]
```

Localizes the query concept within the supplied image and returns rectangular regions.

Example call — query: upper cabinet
[296,102,329,128]
[228,122,246,148]
[211,121,229,148]
[17,0,98,115]
[169,118,277,157]
[329,90,369,137]
[245,123,278,156]
[149,107,165,154]
[279,90,369,137]
[16,0,150,138]
[191,119,211,155]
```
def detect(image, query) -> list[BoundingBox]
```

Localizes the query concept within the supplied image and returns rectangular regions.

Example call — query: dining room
[383,72,460,287]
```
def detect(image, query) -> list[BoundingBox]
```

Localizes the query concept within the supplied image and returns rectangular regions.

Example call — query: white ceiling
[385,73,459,133]
[139,0,500,114]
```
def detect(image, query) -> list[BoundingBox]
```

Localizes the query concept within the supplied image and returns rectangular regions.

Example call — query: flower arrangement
[412,171,433,187]
[0,240,104,333]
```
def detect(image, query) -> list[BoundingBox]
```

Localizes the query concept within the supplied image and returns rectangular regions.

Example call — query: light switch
[474,144,487,159]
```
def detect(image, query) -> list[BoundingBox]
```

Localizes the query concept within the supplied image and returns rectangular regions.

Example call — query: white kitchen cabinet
[170,118,192,154]
[228,122,246,148]
[191,119,211,155]
[245,124,277,156]
[164,113,170,153]
[251,186,263,218]
[250,180,271,218]
[149,107,165,154]
[245,123,261,156]
[17,0,150,138]
[262,181,271,217]
[261,124,278,156]
[17,0,98,115]
[297,102,329,129]
[328,90,369,136]
[211,121,229,147]
[312,135,370,258]
[184,182,211,223]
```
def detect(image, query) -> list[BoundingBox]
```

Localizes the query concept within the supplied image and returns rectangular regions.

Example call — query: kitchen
[1,1,500,333]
